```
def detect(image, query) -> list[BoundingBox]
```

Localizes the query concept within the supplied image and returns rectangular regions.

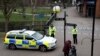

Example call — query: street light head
[53,6,61,13]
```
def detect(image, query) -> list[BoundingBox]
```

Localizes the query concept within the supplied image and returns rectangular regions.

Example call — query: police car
[4,29,57,52]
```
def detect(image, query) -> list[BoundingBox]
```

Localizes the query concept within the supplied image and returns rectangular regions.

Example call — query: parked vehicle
[4,29,57,52]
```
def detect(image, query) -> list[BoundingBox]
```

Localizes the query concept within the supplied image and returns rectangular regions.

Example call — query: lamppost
[64,11,67,43]
[53,5,67,43]
[91,0,97,56]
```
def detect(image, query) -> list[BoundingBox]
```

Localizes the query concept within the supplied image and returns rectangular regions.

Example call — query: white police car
[4,29,57,52]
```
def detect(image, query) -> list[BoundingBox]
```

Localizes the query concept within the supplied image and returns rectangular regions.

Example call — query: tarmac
[54,7,100,56]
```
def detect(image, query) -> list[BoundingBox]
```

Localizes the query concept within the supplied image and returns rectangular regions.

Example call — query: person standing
[72,25,78,44]
[49,24,56,37]
[63,40,71,56]
[69,45,77,56]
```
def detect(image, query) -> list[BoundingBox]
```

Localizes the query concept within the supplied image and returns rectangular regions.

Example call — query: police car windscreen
[32,32,43,40]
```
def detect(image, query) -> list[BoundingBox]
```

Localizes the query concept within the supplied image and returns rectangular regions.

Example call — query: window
[26,38,33,40]
[32,32,43,40]
[7,34,15,39]
[16,35,23,39]
[25,36,33,40]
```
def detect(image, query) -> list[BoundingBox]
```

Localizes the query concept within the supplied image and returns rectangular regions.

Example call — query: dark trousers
[64,53,69,56]
[73,34,77,44]
[51,34,55,37]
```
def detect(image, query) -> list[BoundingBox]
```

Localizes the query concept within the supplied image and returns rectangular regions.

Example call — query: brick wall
[96,0,100,17]
[81,0,100,17]
[82,0,87,17]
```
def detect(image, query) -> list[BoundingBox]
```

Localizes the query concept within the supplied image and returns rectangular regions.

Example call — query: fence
[32,13,56,35]
[0,13,56,35]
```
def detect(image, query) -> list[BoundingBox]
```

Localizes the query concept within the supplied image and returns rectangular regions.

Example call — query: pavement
[55,7,100,56]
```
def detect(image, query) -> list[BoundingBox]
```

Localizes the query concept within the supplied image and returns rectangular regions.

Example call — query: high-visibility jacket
[49,26,56,36]
[72,28,78,34]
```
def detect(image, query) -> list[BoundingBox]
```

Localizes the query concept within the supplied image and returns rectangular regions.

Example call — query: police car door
[15,34,24,48]
[25,35,36,49]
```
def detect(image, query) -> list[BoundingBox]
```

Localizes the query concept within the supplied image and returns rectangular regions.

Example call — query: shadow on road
[4,48,57,52]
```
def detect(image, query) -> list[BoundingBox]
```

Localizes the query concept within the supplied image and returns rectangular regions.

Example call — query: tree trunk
[3,0,18,32]
[3,0,8,33]
[5,17,9,32]
[22,0,26,19]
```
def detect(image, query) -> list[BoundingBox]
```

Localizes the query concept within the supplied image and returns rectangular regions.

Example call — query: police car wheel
[39,46,47,52]
[8,44,16,50]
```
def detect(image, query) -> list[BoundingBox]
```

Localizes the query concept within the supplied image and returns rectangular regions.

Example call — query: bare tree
[30,0,37,30]
[2,0,18,32]
[21,0,26,19]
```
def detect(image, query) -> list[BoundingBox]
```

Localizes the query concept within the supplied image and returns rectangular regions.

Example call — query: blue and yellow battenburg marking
[4,38,49,49]
[4,39,37,48]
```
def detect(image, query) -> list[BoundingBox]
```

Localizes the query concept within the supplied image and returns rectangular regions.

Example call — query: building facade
[76,0,100,17]
[96,0,100,17]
